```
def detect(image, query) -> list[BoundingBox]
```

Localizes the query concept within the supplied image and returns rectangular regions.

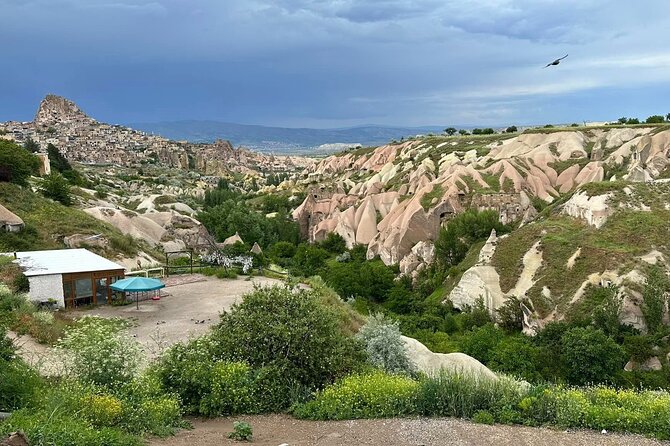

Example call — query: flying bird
[544,54,568,68]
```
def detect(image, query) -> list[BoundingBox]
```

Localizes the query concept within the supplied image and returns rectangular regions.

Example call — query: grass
[0,182,154,259]
[420,184,444,211]
[491,195,670,317]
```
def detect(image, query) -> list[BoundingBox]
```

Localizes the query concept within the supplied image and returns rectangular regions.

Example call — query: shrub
[41,172,72,205]
[228,421,253,441]
[211,285,366,391]
[473,410,495,424]
[488,336,542,382]
[496,296,524,333]
[0,140,40,186]
[156,335,219,413]
[416,372,525,419]
[356,313,415,375]
[319,232,347,254]
[57,316,141,389]
[0,410,142,446]
[293,371,418,420]
[0,358,43,411]
[460,323,504,364]
[198,362,255,416]
[561,327,626,385]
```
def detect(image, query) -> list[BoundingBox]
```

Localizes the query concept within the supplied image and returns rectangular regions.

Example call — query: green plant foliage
[293,371,418,420]
[290,243,329,277]
[211,285,366,391]
[472,410,495,424]
[0,140,40,186]
[319,232,347,254]
[228,421,253,441]
[57,316,140,389]
[199,362,255,416]
[322,258,395,302]
[355,313,415,376]
[459,323,504,364]
[560,327,626,386]
[435,209,508,272]
[642,266,668,334]
[40,172,72,205]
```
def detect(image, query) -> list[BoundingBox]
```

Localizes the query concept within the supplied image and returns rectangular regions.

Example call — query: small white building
[14,248,125,308]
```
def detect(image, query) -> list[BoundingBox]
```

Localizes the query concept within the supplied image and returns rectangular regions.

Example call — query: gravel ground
[88,275,282,358]
[10,275,282,370]
[150,415,669,446]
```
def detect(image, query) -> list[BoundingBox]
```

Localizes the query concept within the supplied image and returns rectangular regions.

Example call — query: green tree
[458,129,469,136]
[505,126,518,133]
[561,327,625,385]
[617,117,628,124]
[627,118,640,124]
[320,233,347,254]
[645,115,665,124]
[642,266,668,334]
[666,113,670,122]
[0,140,40,186]
[591,285,623,339]
[23,137,40,153]
[291,243,329,277]
[444,127,457,136]
[40,172,72,205]
[489,336,542,382]
[460,323,504,364]
[434,209,507,271]
[46,143,72,172]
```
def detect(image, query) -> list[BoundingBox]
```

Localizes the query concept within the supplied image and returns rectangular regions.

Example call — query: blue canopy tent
[110,277,165,309]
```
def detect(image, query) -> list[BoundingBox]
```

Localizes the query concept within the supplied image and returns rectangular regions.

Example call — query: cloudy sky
[2,0,670,128]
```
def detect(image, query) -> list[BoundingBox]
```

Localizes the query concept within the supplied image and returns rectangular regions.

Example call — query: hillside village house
[13,248,125,308]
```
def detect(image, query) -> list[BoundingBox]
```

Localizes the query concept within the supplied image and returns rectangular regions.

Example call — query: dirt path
[151,415,668,446]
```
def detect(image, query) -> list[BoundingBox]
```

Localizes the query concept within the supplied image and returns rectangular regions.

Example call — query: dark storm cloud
[1,0,670,127]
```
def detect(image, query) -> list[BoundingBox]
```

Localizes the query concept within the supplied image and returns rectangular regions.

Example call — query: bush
[319,232,347,254]
[198,362,255,416]
[0,140,40,186]
[0,358,43,411]
[561,327,626,385]
[211,285,365,391]
[228,421,253,441]
[355,313,415,375]
[57,316,140,389]
[0,410,142,446]
[488,336,542,382]
[293,371,418,420]
[40,172,72,205]
[473,410,495,424]
[460,323,503,364]
[416,372,525,419]
[642,266,668,334]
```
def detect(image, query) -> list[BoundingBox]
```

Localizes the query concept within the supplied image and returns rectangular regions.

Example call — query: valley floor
[150,415,669,446]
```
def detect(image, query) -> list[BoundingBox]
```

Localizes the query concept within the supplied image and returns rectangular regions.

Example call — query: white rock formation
[401,336,498,380]
[561,191,613,228]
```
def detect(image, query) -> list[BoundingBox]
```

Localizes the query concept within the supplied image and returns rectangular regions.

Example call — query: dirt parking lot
[89,274,283,357]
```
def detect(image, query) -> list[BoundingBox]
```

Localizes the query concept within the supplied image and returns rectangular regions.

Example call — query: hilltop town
[0,94,312,177]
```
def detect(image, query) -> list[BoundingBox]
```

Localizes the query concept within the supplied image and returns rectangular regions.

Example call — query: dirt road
[150,415,668,446]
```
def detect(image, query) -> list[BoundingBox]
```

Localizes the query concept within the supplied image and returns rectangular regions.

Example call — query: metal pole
[190,250,193,275]
[165,252,169,277]
[136,292,139,310]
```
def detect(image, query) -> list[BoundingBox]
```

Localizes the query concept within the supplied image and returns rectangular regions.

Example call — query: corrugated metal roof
[13,248,125,277]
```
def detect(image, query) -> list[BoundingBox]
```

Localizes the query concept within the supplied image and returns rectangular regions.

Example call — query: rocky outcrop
[561,191,612,228]
[402,335,498,380]
[399,241,435,276]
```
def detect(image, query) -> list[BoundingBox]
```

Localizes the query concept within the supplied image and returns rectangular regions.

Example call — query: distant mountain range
[127,120,446,153]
